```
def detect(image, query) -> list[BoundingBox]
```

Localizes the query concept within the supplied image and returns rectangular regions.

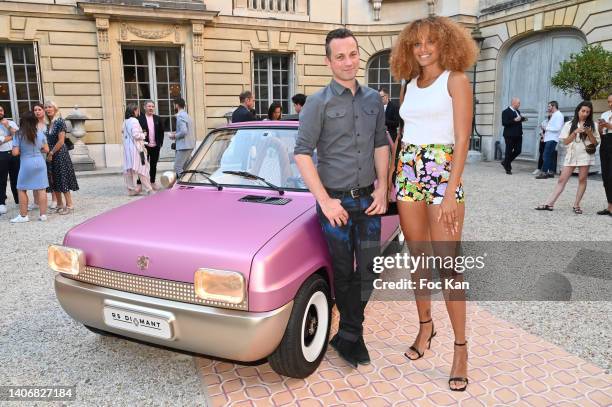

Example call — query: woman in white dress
[536,101,600,214]
[123,103,152,196]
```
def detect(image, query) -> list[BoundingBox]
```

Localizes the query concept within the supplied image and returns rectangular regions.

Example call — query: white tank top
[399,70,455,145]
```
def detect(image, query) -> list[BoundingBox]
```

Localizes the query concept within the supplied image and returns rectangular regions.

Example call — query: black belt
[327,184,374,199]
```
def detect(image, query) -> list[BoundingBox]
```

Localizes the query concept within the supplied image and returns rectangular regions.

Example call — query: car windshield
[179,127,315,191]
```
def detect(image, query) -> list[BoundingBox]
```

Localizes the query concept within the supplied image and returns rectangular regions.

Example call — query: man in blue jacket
[170,98,195,176]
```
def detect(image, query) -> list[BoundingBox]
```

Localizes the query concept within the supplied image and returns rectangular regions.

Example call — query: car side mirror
[160,171,176,189]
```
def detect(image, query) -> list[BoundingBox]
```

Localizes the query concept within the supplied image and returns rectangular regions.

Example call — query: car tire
[268,274,331,379]
[83,324,115,337]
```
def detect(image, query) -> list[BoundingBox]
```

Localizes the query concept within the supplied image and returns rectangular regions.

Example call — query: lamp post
[469,26,485,159]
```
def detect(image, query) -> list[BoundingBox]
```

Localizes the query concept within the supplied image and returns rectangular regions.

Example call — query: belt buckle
[350,188,360,199]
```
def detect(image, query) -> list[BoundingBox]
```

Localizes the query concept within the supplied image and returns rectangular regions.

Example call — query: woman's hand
[46,152,53,162]
[437,193,459,235]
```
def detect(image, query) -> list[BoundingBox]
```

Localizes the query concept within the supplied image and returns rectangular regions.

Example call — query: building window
[253,53,293,118]
[366,51,401,105]
[122,47,183,132]
[0,44,42,122]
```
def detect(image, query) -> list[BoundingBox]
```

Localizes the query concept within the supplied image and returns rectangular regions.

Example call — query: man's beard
[0,114,4,120]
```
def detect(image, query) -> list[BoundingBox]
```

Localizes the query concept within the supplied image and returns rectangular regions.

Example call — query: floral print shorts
[394,143,465,205]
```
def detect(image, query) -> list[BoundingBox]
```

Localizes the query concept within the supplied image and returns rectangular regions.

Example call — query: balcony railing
[248,0,296,13]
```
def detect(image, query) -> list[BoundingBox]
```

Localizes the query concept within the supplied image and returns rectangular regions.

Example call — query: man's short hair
[291,94,306,106]
[174,98,186,109]
[239,90,253,103]
[325,28,358,58]
[378,87,389,95]
[549,100,559,109]
[143,100,155,107]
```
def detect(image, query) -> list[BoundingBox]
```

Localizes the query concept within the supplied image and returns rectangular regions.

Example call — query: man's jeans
[0,151,19,205]
[541,140,558,174]
[316,194,381,342]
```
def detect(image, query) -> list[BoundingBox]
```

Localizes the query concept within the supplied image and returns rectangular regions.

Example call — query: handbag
[139,150,146,165]
[583,139,596,155]
[65,138,74,151]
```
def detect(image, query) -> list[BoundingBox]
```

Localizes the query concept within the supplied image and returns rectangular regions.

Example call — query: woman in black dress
[44,100,78,214]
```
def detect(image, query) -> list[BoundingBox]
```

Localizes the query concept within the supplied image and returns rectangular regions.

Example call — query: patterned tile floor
[196,301,611,406]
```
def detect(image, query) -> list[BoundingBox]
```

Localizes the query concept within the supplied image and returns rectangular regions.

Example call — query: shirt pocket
[361,104,380,135]
[324,107,347,135]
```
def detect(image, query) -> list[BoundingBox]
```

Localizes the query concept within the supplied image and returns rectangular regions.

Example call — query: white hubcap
[300,291,329,363]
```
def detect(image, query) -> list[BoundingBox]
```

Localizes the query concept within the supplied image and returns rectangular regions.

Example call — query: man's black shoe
[329,334,358,368]
[355,337,371,365]
[596,208,611,215]
[506,169,512,175]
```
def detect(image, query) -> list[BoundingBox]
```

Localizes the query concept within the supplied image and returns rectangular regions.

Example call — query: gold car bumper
[55,274,293,362]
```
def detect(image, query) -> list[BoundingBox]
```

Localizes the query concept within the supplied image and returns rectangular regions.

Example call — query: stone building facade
[0,0,610,167]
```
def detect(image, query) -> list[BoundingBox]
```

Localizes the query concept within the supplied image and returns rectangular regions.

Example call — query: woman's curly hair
[390,16,479,81]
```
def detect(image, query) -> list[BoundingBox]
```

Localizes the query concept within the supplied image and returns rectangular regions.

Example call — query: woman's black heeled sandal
[404,319,437,361]
[449,342,469,391]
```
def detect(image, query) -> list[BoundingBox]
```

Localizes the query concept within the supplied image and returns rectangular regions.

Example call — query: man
[231,91,256,123]
[597,94,612,216]
[501,97,526,174]
[138,100,165,189]
[294,28,388,368]
[292,93,306,114]
[170,98,195,176]
[0,105,19,215]
[379,87,400,142]
[536,101,564,179]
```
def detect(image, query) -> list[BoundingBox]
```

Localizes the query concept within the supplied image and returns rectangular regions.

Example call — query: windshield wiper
[181,170,223,190]
[222,170,285,195]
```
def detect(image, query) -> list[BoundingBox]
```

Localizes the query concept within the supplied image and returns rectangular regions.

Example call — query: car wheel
[83,324,116,337]
[268,274,331,378]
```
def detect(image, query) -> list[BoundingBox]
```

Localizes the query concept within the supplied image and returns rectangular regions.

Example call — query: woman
[123,103,152,195]
[27,103,57,212]
[536,101,600,213]
[45,100,79,214]
[267,102,282,120]
[10,111,49,223]
[389,16,477,391]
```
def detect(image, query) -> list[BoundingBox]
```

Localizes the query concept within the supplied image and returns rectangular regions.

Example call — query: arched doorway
[499,30,585,160]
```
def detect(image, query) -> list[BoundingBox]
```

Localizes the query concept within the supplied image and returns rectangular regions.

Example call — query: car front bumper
[55,274,293,362]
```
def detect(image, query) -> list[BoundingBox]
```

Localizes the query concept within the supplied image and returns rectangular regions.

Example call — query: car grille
[64,266,248,310]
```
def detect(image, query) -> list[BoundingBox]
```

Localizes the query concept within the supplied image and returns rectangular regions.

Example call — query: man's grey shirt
[294,79,387,190]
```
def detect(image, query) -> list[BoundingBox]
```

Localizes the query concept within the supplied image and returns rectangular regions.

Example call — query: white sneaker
[28,203,39,211]
[10,214,29,223]
[49,201,57,209]
[39,214,48,221]
[0,204,6,214]
[532,169,541,175]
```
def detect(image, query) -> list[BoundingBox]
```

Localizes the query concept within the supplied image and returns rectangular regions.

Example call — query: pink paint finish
[64,187,313,288]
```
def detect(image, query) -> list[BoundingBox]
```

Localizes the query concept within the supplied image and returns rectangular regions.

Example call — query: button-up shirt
[545,110,565,142]
[145,114,156,147]
[294,79,387,190]
[0,120,18,152]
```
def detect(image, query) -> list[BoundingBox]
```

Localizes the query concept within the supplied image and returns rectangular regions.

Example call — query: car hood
[64,186,314,283]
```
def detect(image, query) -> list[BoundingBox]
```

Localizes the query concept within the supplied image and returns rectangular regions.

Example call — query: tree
[551,44,612,100]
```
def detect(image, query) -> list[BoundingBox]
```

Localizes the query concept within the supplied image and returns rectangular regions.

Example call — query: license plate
[103,307,172,339]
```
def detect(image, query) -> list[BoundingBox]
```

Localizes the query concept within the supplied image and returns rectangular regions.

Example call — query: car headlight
[194,269,245,305]
[48,245,85,275]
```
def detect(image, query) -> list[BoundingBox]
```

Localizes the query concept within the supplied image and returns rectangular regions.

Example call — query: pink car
[50,121,400,378]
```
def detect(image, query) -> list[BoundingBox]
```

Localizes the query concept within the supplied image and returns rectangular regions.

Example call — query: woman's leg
[18,190,28,216]
[398,200,436,359]
[574,166,589,208]
[54,191,64,209]
[37,189,47,216]
[544,166,575,206]
[64,191,73,208]
[138,173,153,193]
[427,202,467,390]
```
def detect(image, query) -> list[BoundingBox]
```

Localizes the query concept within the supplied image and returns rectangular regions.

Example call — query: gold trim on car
[63,266,248,310]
